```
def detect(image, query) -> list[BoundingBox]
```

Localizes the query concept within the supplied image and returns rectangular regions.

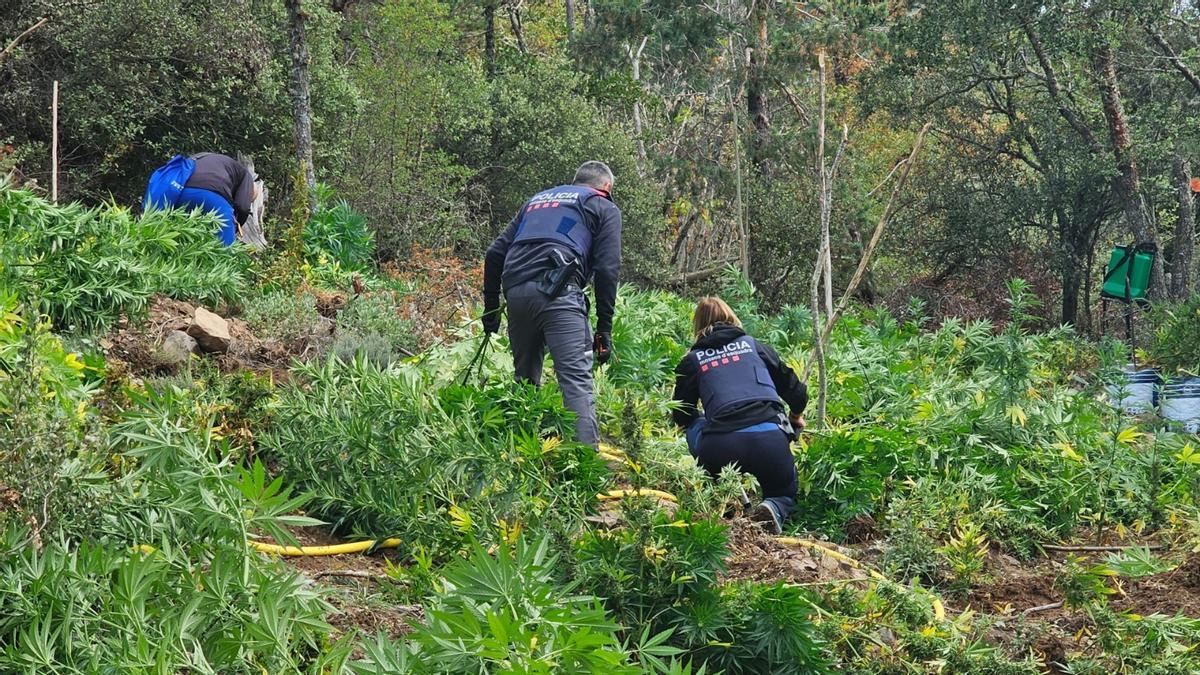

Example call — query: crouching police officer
[481,161,622,448]
[671,297,807,534]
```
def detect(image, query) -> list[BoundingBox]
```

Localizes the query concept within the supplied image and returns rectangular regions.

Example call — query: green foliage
[408,537,638,673]
[576,508,829,674]
[935,520,989,592]
[332,292,415,366]
[0,187,247,331]
[1056,555,1120,610]
[1148,294,1200,373]
[242,290,323,349]
[0,527,333,673]
[0,367,348,672]
[0,0,359,205]
[1062,609,1200,675]
[333,0,484,259]
[304,185,375,271]
[0,298,108,536]
[576,510,728,625]
[791,282,1166,557]
[262,356,606,556]
[820,581,1041,674]
[0,295,95,416]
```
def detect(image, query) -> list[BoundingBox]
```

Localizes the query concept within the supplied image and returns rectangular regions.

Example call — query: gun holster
[537,249,581,298]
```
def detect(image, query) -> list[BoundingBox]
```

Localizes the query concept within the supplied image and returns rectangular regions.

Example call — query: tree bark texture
[508,5,527,54]
[565,0,575,40]
[627,37,648,176]
[1172,153,1196,298]
[1058,211,1084,326]
[1024,22,1103,154]
[1092,41,1165,297]
[745,0,771,177]
[285,0,316,193]
[484,1,497,78]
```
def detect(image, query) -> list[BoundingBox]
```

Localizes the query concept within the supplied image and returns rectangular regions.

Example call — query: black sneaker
[750,501,783,535]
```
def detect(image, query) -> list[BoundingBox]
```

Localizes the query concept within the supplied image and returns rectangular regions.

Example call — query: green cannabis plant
[0,186,247,331]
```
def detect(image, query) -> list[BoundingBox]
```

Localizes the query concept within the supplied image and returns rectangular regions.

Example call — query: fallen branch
[1022,601,1063,616]
[0,17,48,70]
[672,260,737,284]
[1043,544,1163,552]
[311,569,394,582]
[802,122,931,382]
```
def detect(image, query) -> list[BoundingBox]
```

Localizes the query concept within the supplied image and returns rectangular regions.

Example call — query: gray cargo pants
[504,281,599,447]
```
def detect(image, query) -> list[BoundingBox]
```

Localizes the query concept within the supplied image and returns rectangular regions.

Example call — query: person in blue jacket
[671,296,807,534]
[176,152,257,246]
[481,161,622,448]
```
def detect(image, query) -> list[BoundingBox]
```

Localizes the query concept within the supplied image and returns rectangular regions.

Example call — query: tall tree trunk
[845,219,877,303]
[626,37,648,176]
[1092,41,1165,297]
[1057,207,1083,326]
[508,5,527,54]
[484,1,497,78]
[565,0,575,40]
[1173,153,1196,298]
[285,0,316,193]
[1083,225,1099,336]
[745,0,771,176]
[730,86,750,280]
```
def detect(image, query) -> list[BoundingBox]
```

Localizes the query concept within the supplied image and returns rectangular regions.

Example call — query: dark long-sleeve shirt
[671,323,808,432]
[483,187,622,332]
[185,153,255,225]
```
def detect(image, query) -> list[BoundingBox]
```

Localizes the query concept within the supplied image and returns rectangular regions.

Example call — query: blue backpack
[142,154,196,211]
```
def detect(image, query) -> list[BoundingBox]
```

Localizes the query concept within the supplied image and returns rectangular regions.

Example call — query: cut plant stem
[1043,544,1163,552]
[1022,601,1063,615]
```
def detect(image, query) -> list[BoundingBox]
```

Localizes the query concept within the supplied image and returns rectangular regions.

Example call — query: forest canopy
[2,0,1198,324]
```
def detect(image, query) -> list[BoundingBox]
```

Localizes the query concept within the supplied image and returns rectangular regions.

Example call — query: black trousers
[687,420,798,520]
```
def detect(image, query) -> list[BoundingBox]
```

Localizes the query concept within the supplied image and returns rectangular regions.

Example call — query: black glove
[593,332,612,366]
[482,294,502,335]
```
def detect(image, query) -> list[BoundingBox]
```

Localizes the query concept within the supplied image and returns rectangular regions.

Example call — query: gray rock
[312,316,336,339]
[155,330,197,366]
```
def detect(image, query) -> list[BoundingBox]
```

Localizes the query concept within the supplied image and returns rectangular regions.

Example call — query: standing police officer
[482,161,622,447]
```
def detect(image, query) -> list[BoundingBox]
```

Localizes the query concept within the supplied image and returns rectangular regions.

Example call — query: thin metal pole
[51,80,58,202]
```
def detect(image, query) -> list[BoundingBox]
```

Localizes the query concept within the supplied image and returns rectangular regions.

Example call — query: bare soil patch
[968,550,1200,673]
[257,526,420,648]
[102,295,294,375]
[722,519,868,586]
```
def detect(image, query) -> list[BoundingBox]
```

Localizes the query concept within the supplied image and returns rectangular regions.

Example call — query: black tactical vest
[512,185,601,258]
[692,335,781,421]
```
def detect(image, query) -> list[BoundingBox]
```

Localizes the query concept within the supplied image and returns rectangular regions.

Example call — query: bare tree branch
[1022,20,1104,154]
[671,260,738,284]
[1144,23,1200,97]
[0,17,49,70]
[802,123,932,383]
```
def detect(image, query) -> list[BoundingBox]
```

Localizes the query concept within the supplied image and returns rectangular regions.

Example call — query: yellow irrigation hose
[138,538,402,557]
[247,538,402,557]
[598,442,626,456]
[597,488,679,503]
[597,451,626,463]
